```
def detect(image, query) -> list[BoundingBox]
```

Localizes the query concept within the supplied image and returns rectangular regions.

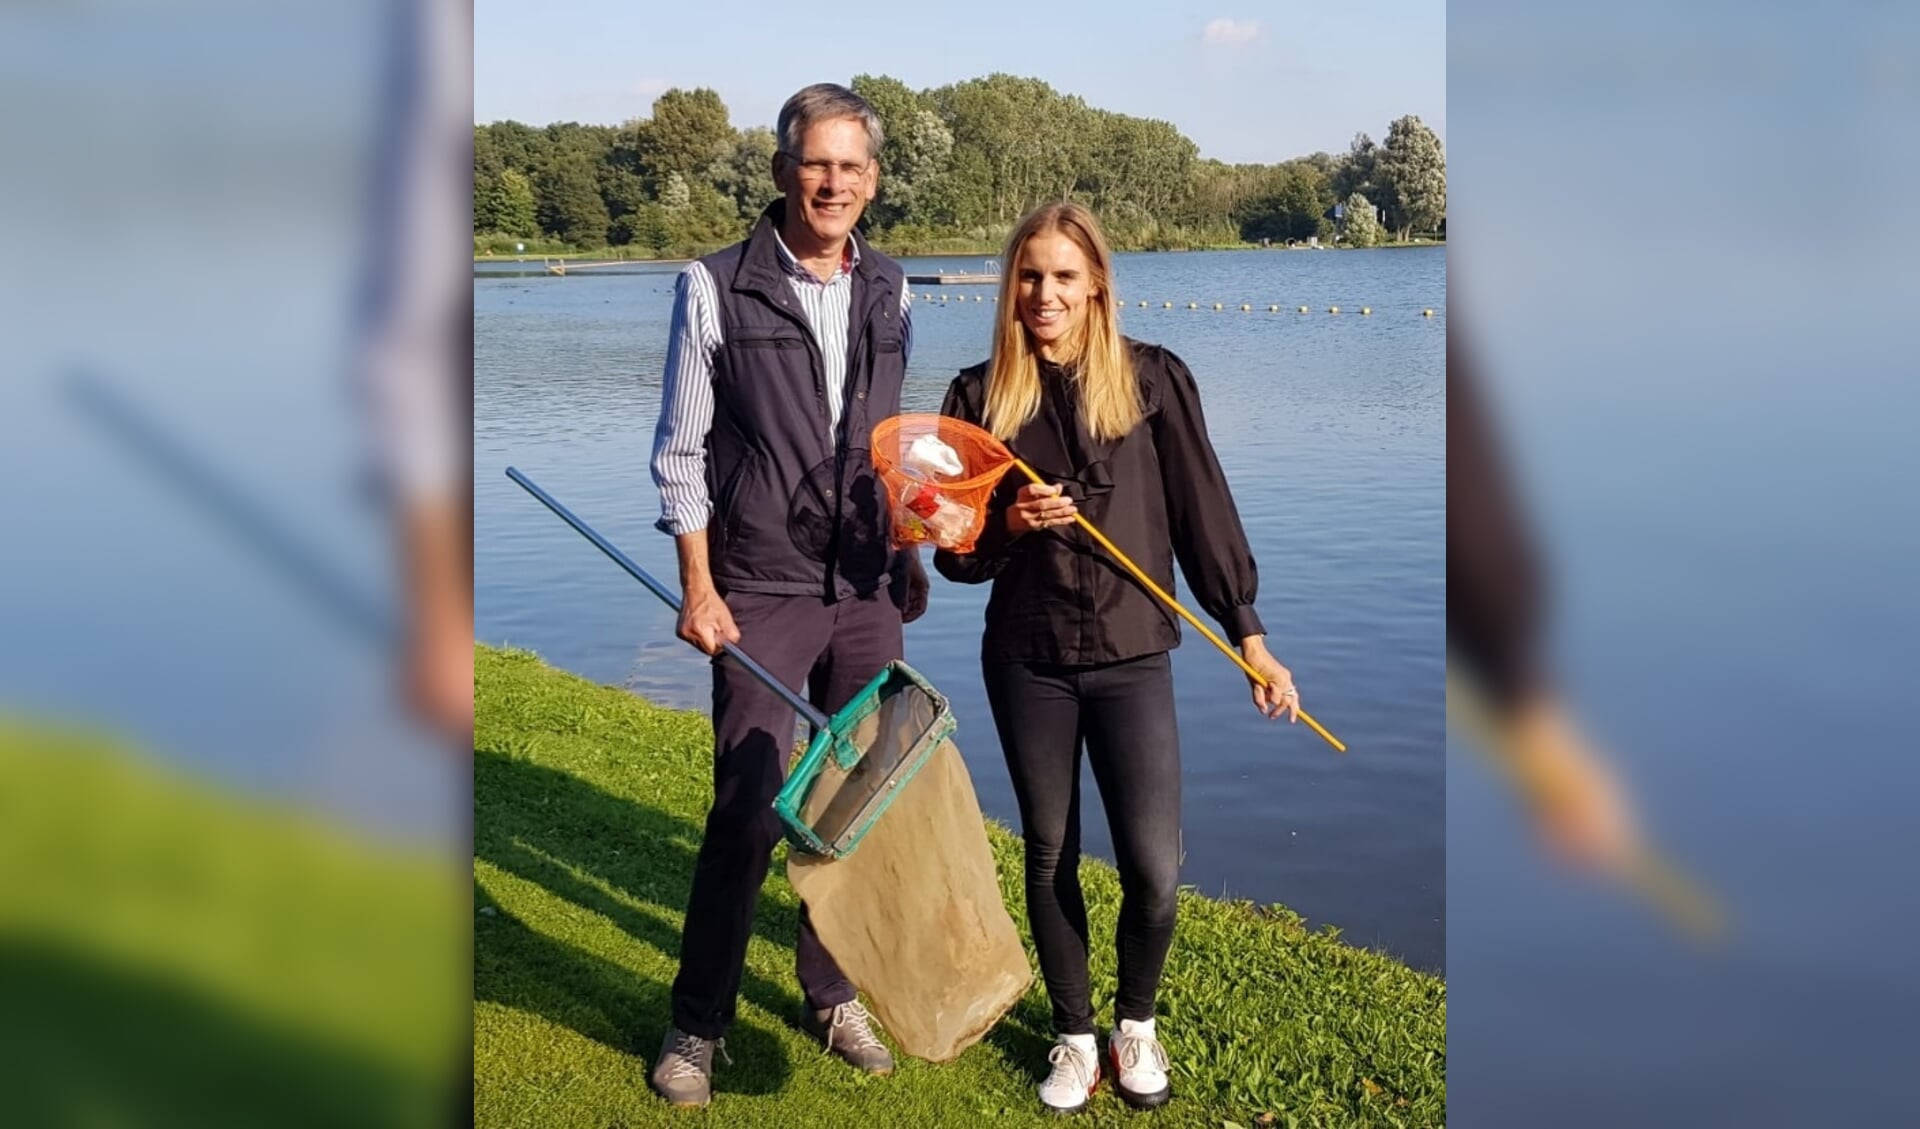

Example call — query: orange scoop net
[872,411,1346,754]
[871,413,1017,554]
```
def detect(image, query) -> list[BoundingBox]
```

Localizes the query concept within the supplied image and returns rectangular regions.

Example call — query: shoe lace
[1046,1041,1097,1089]
[664,1031,729,1080]
[1115,1030,1169,1074]
[827,1000,886,1054]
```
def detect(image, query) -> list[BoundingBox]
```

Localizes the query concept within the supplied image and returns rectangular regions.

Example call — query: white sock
[1118,1018,1157,1039]
[1062,1033,1097,1055]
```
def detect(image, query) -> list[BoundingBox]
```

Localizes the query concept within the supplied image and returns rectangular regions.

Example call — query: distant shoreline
[475,237,1445,264]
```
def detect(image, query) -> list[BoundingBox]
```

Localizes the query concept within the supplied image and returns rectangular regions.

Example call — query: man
[646,82,926,1108]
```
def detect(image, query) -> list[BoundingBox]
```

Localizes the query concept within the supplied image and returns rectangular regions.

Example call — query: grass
[474,644,1445,1128]
[0,719,467,1128]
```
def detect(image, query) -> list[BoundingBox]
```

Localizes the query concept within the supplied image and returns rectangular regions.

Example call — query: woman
[933,201,1300,1114]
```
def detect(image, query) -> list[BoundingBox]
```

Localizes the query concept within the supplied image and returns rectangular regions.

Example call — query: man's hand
[677,584,740,655]
[672,531,739,655]
[894,551,930,623]
[406,624,474,741]
[395,497,473,745]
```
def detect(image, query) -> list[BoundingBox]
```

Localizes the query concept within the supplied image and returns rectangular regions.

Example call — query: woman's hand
[1007,481,1078,536]
[1240,635,1298,721]
[1506,693,1641,876]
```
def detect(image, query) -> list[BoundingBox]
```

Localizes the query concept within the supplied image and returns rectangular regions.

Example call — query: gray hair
[776,83,884,161]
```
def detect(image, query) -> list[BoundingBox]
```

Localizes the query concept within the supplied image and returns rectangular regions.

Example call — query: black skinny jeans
[983,652,1183,1036]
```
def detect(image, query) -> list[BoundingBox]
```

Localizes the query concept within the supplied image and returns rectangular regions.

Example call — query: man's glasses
[779,153,871,183]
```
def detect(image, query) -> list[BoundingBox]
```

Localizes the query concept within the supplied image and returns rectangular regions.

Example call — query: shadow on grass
[0,936,445,1129]
[975,991,1058,1084]
[473,747,807,1095]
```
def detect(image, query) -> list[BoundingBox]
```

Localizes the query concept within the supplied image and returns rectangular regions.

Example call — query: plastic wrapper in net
[870,414,1016,554]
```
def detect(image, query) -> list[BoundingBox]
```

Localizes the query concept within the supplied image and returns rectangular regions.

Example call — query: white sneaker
[1038,1034,1101,1113]
[1108,1018,1171,1109]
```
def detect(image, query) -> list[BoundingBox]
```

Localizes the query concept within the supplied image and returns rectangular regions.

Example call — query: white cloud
[1202,18,1261,47]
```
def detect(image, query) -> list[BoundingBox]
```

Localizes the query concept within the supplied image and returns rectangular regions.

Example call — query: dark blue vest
[699,203,908,600]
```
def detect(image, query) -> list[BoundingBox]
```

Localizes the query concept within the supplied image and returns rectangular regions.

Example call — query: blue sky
[474,1,1444,165]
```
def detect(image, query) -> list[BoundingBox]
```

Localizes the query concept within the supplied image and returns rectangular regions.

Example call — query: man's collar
[772,221,859,281]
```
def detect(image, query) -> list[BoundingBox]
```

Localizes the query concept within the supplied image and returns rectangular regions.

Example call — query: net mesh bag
[775,660,1034,1062]
[871,413,1016,554]
[787,735,1032,1062]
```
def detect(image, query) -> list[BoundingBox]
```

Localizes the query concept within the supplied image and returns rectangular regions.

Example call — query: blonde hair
[983,202,1141,443]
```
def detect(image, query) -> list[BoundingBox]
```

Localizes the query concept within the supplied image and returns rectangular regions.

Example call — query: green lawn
[0,720,466,1128]
[475,644,1445,1128]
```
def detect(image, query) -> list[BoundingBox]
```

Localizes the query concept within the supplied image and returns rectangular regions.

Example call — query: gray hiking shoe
[649,1026,729,1108]
[801,999,895,1075]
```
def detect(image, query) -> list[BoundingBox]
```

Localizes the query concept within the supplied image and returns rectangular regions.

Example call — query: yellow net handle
[1446,666,1725,943]
[1010,458,1346,754]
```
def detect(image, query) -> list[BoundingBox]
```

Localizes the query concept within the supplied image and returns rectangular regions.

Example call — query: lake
[474,244,1446,972]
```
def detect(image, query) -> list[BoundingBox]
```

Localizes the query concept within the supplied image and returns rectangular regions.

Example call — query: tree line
[475,74,1445,258]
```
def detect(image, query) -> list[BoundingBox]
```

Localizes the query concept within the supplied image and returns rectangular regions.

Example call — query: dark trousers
[983,652,1183,1036]
[669,589,904,1039]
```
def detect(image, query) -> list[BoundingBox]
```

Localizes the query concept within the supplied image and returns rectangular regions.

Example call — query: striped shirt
[650,230,914,536]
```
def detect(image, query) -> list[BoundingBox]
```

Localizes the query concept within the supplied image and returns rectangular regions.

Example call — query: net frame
[774,660,957,859]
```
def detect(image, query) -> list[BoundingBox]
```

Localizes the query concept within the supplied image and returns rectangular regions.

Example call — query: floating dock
[905,271,998,285]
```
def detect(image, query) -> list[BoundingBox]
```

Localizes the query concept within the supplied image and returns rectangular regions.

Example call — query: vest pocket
[730,333,804,351]
[716,451,760,551]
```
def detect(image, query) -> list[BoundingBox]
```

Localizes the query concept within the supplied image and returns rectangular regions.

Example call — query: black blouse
[1446,329,1546,708]
[933,339,1266,666]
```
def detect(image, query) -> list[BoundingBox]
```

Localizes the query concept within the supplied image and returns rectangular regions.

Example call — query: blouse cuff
[1221,604,1266,644]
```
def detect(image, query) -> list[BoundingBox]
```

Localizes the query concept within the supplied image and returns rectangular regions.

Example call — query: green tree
[932,74,1090,225]
[714,126,779,223]
[626,203,675,256]
[535,152,610,248]
[1340,192,1383,247]
[485,167,538,237]
[479,120,545,173]
[1237,162,1334,243]
[635,88,735,187]
[853,75,954,231]
[1377,114,1445,240]
[1331,132,1379,203]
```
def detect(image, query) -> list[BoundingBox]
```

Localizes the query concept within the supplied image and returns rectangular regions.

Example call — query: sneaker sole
[1041,1067,1101,1115]
[1109,1046,1171,1110]
[1114,1081,1171,1111]
[649,1085,710,1110]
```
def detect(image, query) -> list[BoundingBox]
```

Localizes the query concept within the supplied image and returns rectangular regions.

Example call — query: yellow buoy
[1297,305,1308,313]
[1423,308,1434,317]
[1361,307,1371,315]
[1139,300,1148,308]
[1329,306,1339,314]
[1241,304,1251,312]
[1164,301,1173,308]
[1269,305,1279,312]
[1188,302,1197,309]
[1213,303,1223,311]
[974,295,982,301]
